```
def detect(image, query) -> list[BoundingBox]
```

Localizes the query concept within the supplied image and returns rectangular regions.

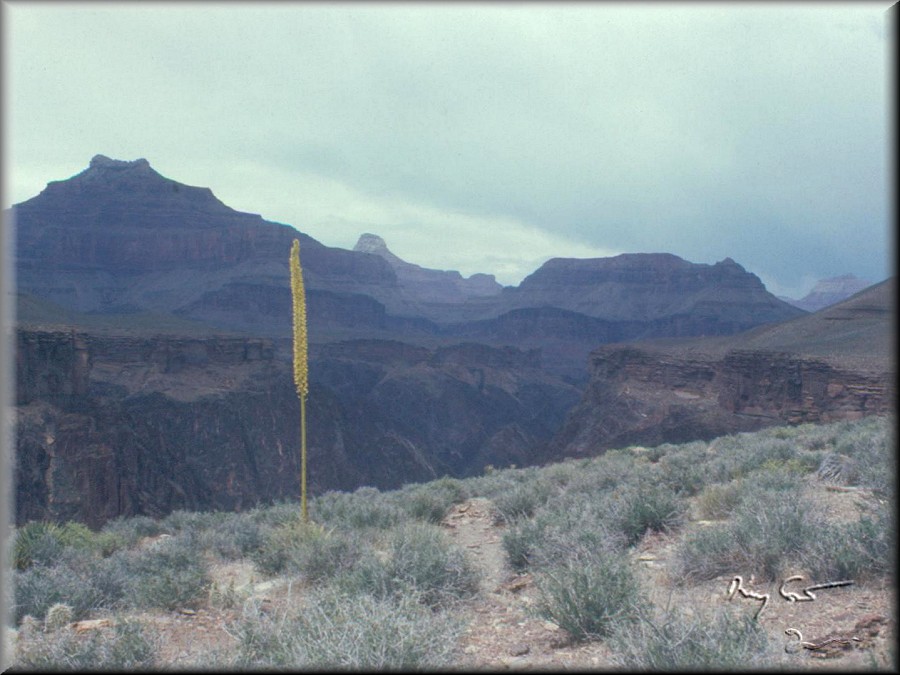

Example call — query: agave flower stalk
[290,239,310,521]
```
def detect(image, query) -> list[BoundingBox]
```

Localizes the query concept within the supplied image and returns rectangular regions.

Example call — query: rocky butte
[10,155,877,527]
[549,278,895,458]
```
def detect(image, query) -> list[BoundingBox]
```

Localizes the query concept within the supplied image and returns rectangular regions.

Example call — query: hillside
[7,416,894,670]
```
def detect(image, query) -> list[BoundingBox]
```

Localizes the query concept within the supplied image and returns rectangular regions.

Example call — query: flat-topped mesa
[520,253,762,290]
[506,252,797,325]
[90,154,151,170]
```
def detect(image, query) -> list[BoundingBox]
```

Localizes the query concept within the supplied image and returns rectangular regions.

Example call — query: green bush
[14,549,128,624]
[231,587,461,669]
[399,477,470,523]
[14,619,157,670]
[201,512,263,560]
[803,501,894,582]
[251,520,359,582]
[117,533,209,610]
[247,500,304,527]
[609,481,686,546]
[656,441,712,496]
[503,516,547,571]
[534,543,643,641]
[502,493,626,571]
[12,521,111,571]
[337,522,478,609]
[13,523,66,571]
[695,481,746,520]
[674,488,825,583]
[310,487,408,530]
[162,508,226,535]
[491,477,556,524]
[610,604,771,670]
[100,515,169,549]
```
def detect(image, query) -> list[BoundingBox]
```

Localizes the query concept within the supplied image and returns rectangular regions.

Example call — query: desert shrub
[117,533,209,610]
[247,499,304,527]
[704,432,800,483]
[569,448,648,494]
[200,512,263,560]
[837,417,894,496]
[533,543,643,641]
[14,619,157,670]
[100,514,169,549]
[608,481,686,546]
[230,587,461,669]
[337,522,478,609]
[13,523,66,571]
[503,516,547,571]
[816,452,860,485]
[674,488,825,582]
[12,521,110,571]
[252,520,361,582]
[394,476,469,523]
[695,480,746,520]
[398,476,470,523]
[14,549,128,624]
[609,604,771,670]
[161,508,226,535]
[656,441,712,496]
[491,476,556,524]
[310,487,408,530]
[744,462,809,492]
[502,492,627,571]
[541,458,586,488]
[803,500,894,582]
[672,525,739,583]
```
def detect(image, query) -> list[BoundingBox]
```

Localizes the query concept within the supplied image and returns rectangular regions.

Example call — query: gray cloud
[4,3,892,294]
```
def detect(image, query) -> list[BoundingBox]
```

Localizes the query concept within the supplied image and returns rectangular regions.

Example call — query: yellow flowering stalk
[290,239,310,521]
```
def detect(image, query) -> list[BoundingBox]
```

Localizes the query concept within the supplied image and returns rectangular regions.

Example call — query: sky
[2,1,894,298]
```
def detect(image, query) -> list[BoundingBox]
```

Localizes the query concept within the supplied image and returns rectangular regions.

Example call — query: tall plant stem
[301,395,308,522]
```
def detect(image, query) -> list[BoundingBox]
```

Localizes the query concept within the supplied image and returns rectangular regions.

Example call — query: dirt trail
[442,497,615,669]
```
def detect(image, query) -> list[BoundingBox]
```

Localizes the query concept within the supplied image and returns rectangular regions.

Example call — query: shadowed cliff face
[15,331,580,527]
[549,280,895,459]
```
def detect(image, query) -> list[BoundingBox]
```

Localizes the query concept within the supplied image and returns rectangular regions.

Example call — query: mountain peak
[89,154,151,171]
[354,233,391,256]
[354,233,405,268]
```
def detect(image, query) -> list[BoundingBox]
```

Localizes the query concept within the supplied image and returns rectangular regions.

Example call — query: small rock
[509,643,530,656]
[854,614,887,637]
[73,618,113,633]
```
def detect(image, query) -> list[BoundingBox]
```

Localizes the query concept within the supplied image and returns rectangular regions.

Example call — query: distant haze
[3,2,893,298]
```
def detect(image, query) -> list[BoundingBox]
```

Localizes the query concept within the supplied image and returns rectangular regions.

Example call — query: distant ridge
[353,232,502,303]
[780,274,874,312]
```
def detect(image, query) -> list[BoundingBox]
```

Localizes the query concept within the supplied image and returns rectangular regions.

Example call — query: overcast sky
[3,2,893,297]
